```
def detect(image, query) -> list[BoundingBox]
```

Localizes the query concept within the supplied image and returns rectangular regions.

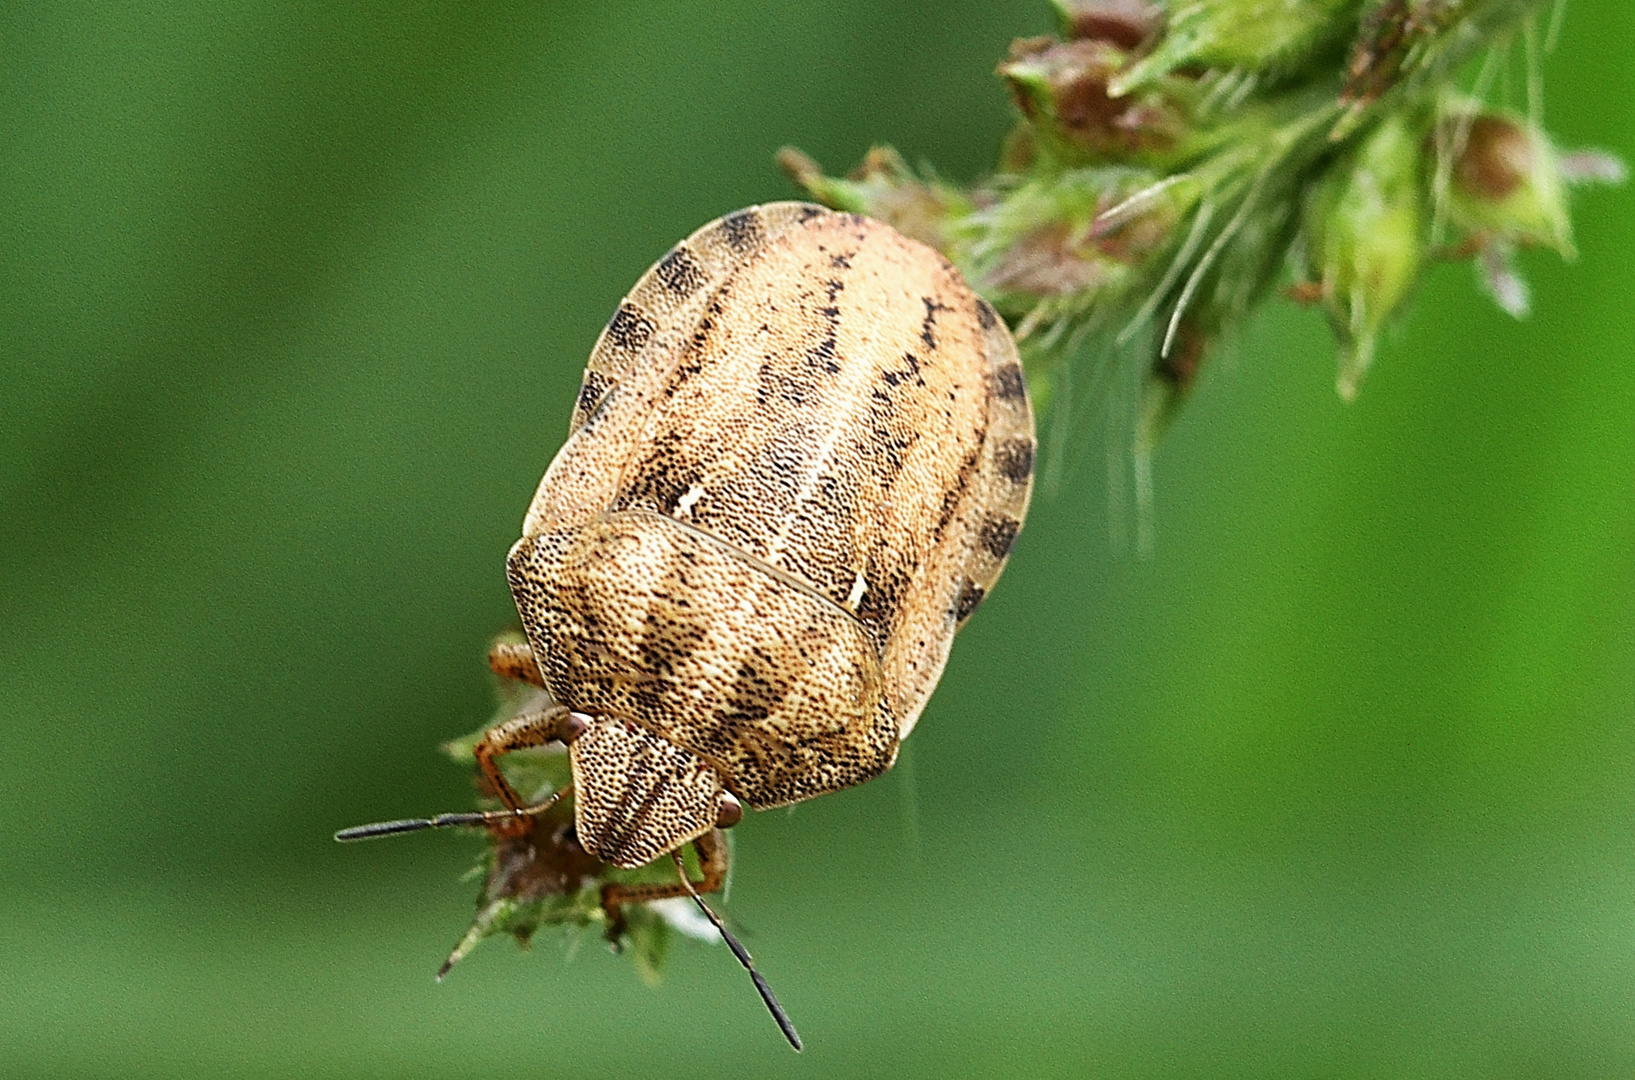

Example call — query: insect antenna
[672,850,803,1051]
[333,784,572,842]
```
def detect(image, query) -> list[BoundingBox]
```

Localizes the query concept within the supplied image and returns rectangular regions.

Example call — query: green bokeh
[3,2,1632,1076]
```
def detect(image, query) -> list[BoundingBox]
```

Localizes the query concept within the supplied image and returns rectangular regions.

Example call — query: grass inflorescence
[783,0,1622,536]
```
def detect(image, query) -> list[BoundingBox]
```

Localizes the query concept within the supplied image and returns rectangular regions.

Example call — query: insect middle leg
[600,828,728,939]
[488,639,546,688]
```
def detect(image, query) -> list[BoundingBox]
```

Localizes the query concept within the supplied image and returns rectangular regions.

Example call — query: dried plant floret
[435,643,721,985]
[786,0,1622,462]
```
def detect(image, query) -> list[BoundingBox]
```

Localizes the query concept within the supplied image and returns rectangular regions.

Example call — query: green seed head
[1112,0,1364,95]
[1304,112,1426,400]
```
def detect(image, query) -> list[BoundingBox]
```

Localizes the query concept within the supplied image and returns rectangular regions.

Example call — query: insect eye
[715,792,743,829]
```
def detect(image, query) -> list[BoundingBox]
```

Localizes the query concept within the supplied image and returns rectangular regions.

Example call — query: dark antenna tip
[744,960,803,1052]
[334,818,433,841]
[333,811,489,842]
[674,853,803,1051]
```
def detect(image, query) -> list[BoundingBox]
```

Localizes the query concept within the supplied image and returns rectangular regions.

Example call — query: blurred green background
[3,2,1632,1076]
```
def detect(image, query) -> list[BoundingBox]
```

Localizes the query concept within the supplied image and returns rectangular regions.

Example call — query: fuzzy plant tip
[785,0,1619,439]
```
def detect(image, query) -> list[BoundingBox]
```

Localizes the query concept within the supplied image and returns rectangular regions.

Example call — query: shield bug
[338,202,1035,1049]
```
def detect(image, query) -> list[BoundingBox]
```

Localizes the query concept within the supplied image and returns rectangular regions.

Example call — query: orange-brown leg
[488,639,547,689]
[332,695,582,846]
[472,705,579,830]
[600,829,728,939]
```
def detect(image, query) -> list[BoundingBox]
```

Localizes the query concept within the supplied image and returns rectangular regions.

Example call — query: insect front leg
[473,705,589,827]
[334,705,587,844]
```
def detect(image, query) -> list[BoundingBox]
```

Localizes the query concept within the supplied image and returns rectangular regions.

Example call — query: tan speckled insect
[338,202,1034,1048]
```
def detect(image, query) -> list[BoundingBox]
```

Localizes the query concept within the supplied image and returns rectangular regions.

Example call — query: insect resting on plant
[337,202,1035,1050]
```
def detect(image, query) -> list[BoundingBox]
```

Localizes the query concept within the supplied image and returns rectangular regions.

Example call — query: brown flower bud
[1453,115,1532,200]
[1440,108,1573,257]
[1052,0,1161,51]
[1000,37,1184,161]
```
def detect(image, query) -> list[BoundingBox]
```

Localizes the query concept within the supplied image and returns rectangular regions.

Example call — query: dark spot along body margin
[718,208,762,252]
[994,364,1026,402]
[604,303,656,353]
[974,296,999,330]
[577,371,612,416]
[953,578,985,622]
[995,438,1034,484]
[979,514,1021,559]
[655,245,708,297]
